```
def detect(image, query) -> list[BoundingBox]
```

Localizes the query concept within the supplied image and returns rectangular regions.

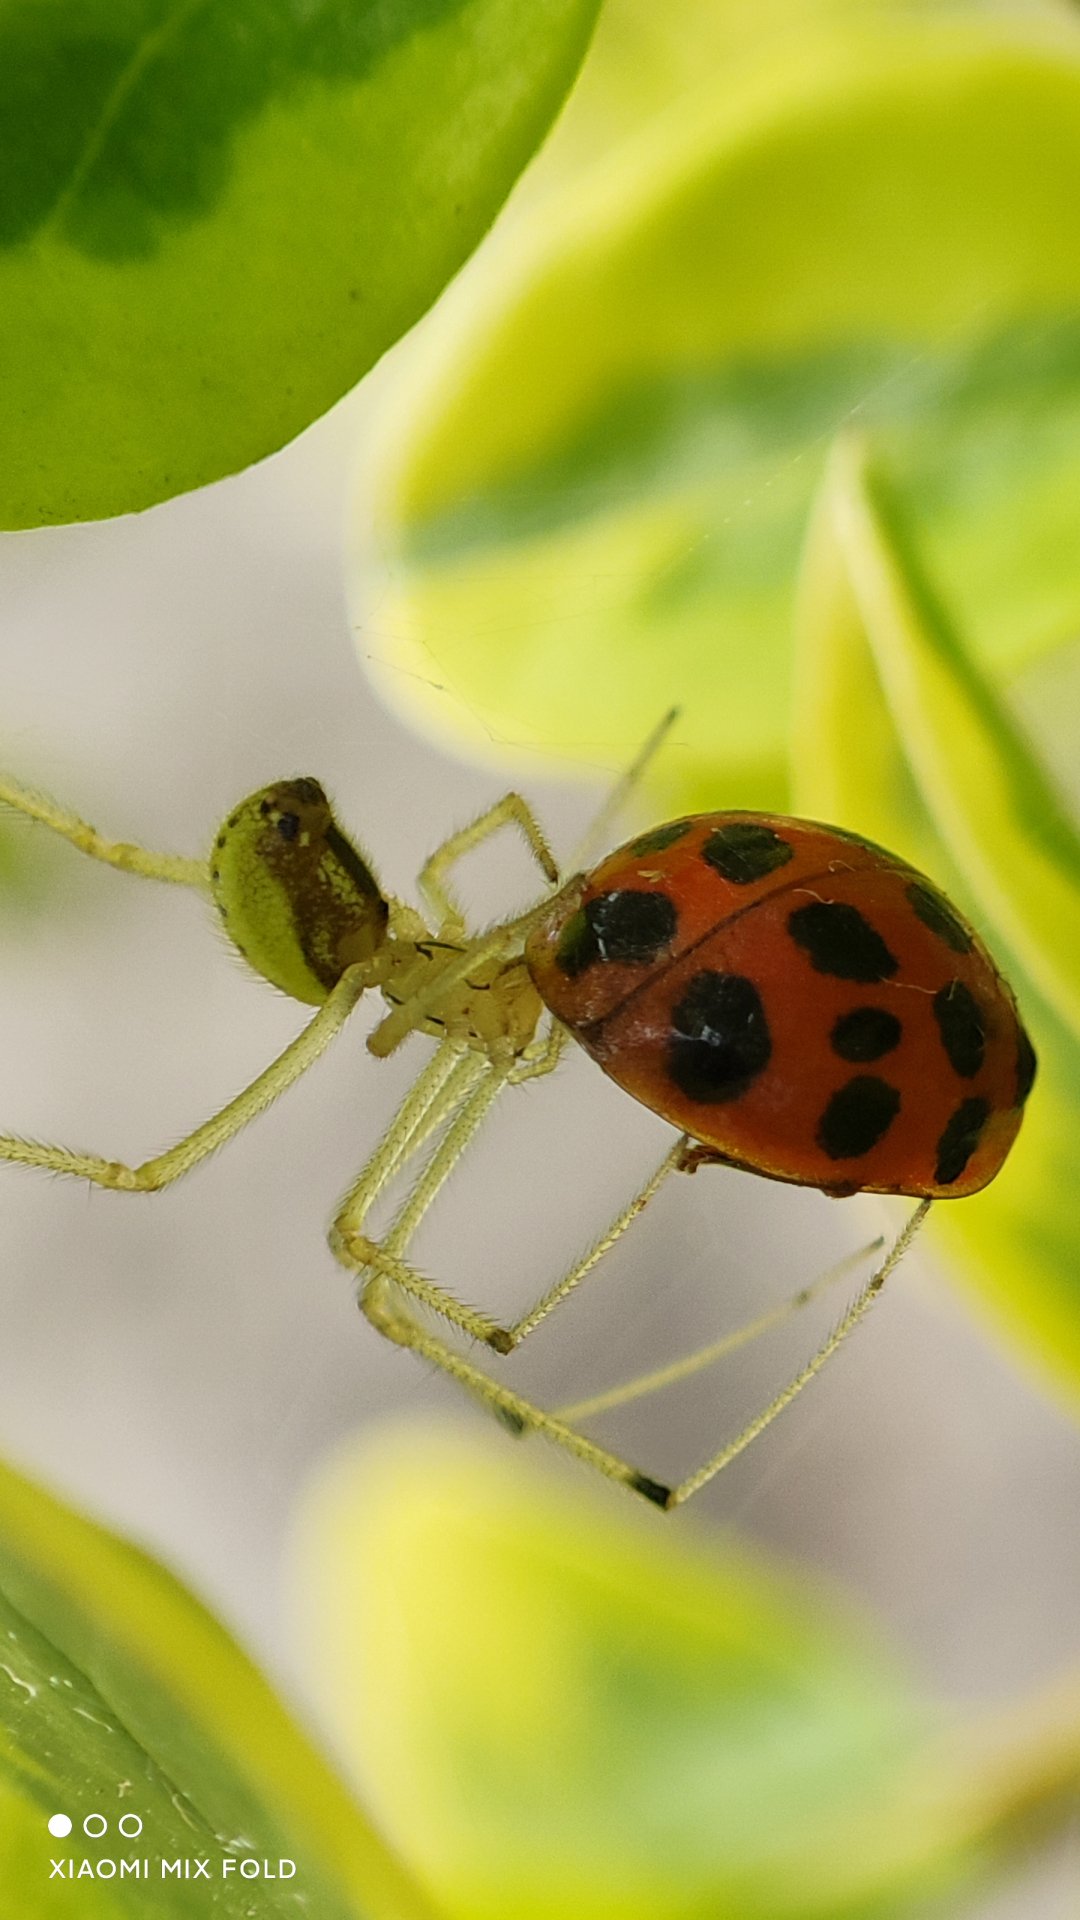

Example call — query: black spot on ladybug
[788,901,898,983]
[816,1076,901,1159]
[906,880,974,954]
[555,889,678,977]
[934,1096,991,1186]
[1015,1025,1037,1106]
[702,821,794,884]
[933,980,985,1079]
[830,1006,902,1063]
[629,820,693,856]
[667,971,771,1103]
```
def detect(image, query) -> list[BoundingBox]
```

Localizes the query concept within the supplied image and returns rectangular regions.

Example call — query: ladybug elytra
[526,812,1034,1201]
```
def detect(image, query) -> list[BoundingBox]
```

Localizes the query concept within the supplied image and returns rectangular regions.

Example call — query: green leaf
[0,1454,440,1919]
[296,1420,986,1920]
[0,0,601,528]
[792,437,1080,1409]
[354,11,1080,802]
[819,436,1080,1038]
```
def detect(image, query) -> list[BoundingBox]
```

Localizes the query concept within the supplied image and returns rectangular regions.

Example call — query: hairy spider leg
[346,1031,929,1505]
[666,1200,930,1506]
[334,1048,518,1351]
[419,792,559,933]
[564,706,681,875]
[0,772,207,890]
[341,1048,683,1502]
[371,707,681,1060]
[0,774,374,1190]
[340,768,680,1356]
[554,1233,886,1422]
[0,733,930,1505]
[335,1045,681,1356]
[0,967,369,1192]
[348,796,936,1508]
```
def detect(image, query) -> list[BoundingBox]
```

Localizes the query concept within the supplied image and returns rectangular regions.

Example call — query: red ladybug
[526,812,1035,1200]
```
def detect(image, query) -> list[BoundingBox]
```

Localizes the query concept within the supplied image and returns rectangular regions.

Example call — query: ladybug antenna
[570,707,682,871]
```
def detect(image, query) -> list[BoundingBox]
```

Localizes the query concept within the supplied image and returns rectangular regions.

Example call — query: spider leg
[0,967,367,1192]
[360,1273,671,1505]
[565,707,680,873]
[666,1199,931,1506]
[360,1181,927,1511]
[0,772,207,890]
[501,1142,683,1348]
[333,1054,518,1349]
[419,792,558,933]
[343,1059,681,1355]
[335,1039,476,1224]
[553,1233,885,1422]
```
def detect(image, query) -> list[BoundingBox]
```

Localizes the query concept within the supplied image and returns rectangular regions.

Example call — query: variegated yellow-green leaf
[820,436,1080,1038]
[0,0,601,528]
[0,1455,438,1919]
[297,1421,989,1920]
[354,11,1080,807]
[792,438,1080,1408]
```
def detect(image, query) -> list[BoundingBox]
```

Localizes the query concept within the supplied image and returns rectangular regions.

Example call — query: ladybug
[526,812,1036,1200]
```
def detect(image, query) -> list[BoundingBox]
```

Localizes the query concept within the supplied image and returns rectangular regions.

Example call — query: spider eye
[276,811,300,842]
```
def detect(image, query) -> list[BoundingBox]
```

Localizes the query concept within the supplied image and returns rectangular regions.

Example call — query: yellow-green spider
[0,728,1030,1506]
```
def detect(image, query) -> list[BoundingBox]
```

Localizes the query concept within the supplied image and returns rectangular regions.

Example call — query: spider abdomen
[210,780,388,1005]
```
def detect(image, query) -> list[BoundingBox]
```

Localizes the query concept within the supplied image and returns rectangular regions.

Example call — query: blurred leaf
[0,0,601,528]
[297,1421,987,1920]
[354,12,1080,803]
[822,436,1080,1037]
[792,438,1080,1409]
[0,1456,438,1918]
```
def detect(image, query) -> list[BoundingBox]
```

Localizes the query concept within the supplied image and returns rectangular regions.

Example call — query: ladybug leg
[418,792,559,935]
[507,1018,567,1083]
[551,1234,885,1424]
[665,1200,932,1507]
[675,1142,735,1175]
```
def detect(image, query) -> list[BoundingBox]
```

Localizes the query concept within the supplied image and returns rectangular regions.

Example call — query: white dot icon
[47,1814,72,1838]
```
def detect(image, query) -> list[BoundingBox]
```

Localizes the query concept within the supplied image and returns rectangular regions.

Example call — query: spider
[0,721,1031,1509]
